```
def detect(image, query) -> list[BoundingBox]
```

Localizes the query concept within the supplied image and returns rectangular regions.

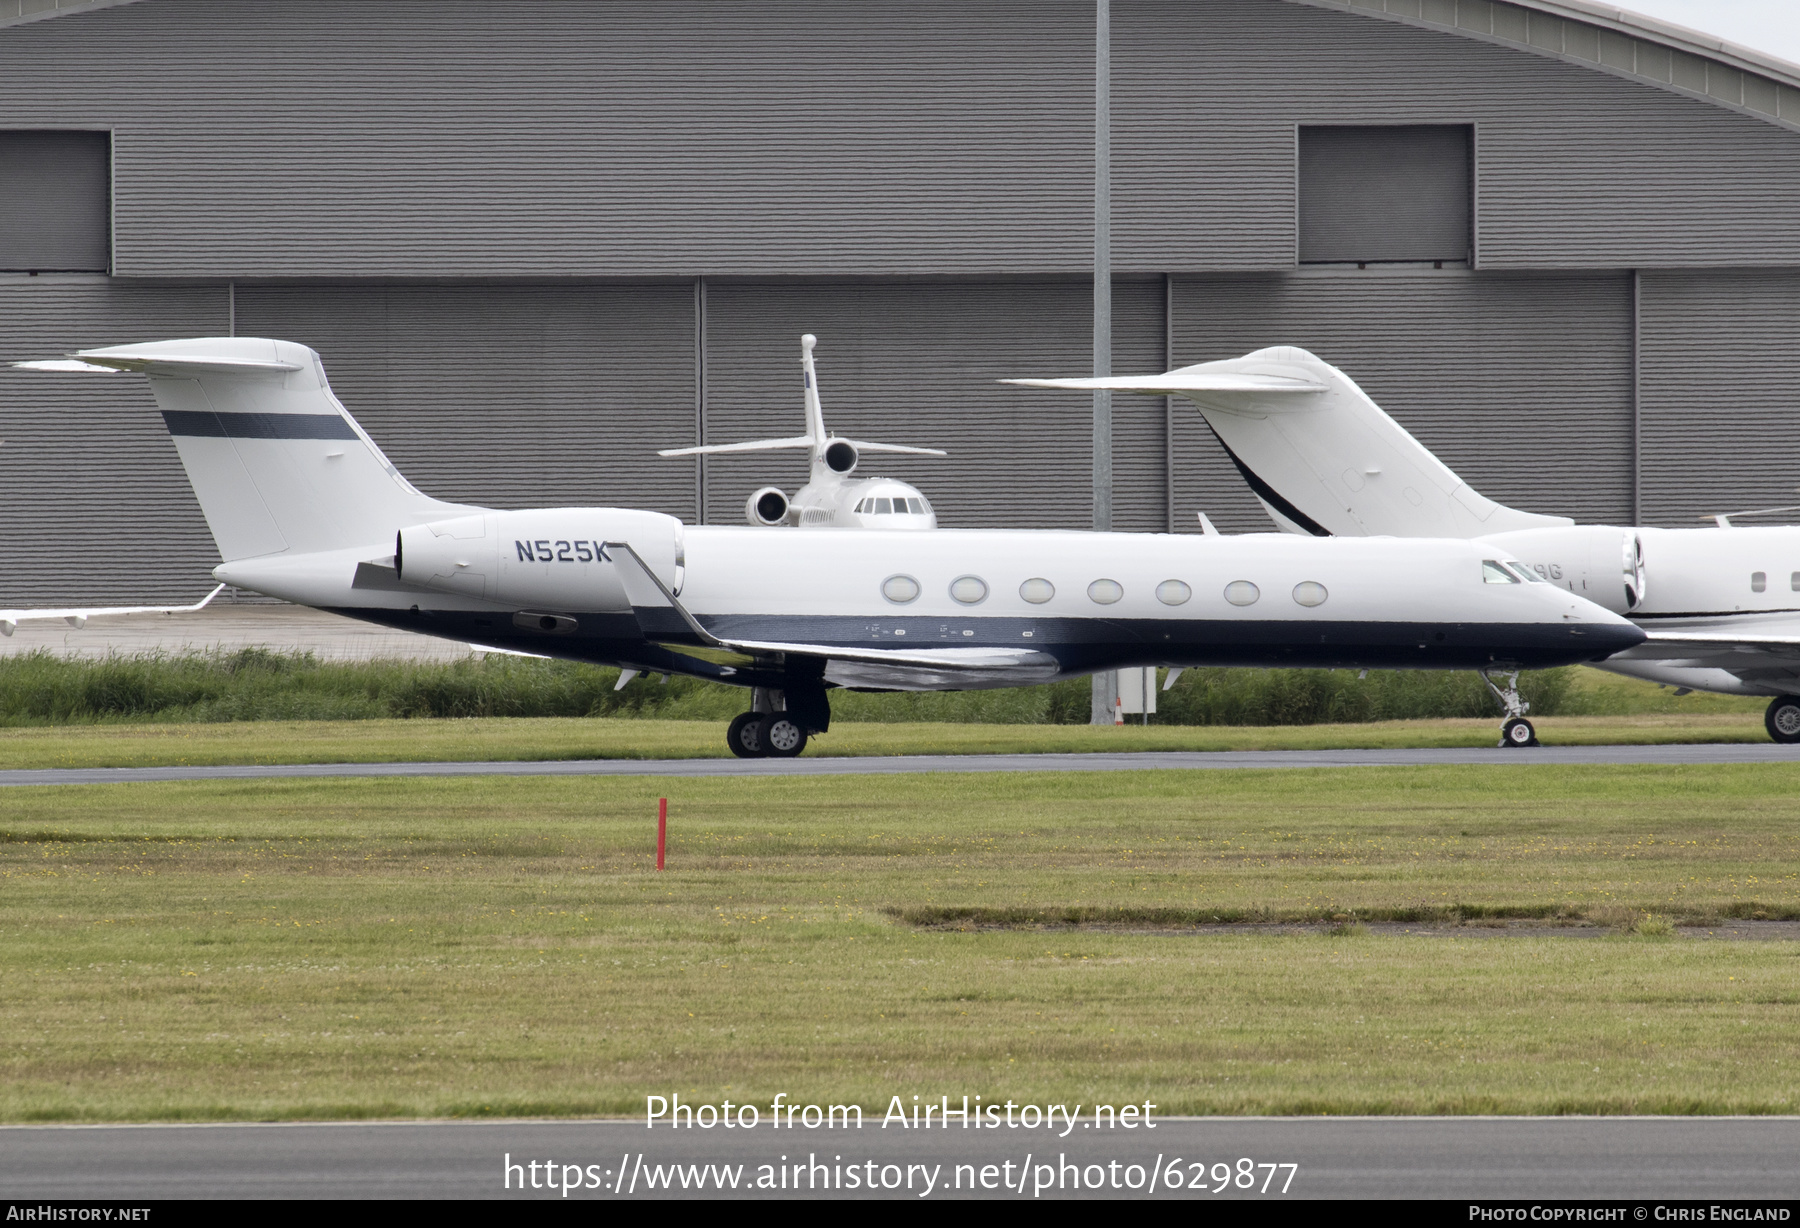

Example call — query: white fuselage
[1480,523,1800,695]
[217,513,1644,690]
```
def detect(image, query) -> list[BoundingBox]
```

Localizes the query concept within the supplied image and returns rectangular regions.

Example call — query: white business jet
[658,334,945,530]
[11,338,1643,757]
[1009,346,1800,745]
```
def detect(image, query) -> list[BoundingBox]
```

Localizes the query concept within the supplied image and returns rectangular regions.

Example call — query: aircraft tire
[726,711,766,758]
[1500,717,1539,748]
[1765,697,1800,744]
[759,714,809,758]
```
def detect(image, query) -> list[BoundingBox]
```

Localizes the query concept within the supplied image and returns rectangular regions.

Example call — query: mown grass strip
[1,764,1797,1119]
[0,650,1765,729]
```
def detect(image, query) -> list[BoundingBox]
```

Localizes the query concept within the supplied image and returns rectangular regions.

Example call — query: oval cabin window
[1087,579,1123,605]
[1019,578,1055,604]
[1223,580,1260,606]
[949,575,989,605]
[1156,579,1191,606]
[1752,571,1767,593]
[1293,581,1329,607]
[882,574,920,604]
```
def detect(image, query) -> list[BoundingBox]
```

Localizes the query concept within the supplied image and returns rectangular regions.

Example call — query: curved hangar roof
[6,0,1800,137]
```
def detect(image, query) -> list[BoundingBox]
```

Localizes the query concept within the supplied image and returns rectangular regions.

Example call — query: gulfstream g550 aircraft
[1009,346,1800,744]
[11,338,1644,755]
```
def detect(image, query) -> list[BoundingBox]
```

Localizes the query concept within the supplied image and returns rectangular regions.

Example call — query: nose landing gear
[1480,667,1539,748]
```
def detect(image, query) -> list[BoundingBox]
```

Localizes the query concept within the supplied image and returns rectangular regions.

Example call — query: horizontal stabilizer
[659,436,946,459]
[658,435,816,458]
[13,359,121,374]
[18,344,303,378]
[1003,372,1327,394]
[0,584,226,635]
[839,439,947,457]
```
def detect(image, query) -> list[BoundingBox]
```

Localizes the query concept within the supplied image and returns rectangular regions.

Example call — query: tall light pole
[1090,0,1115,725]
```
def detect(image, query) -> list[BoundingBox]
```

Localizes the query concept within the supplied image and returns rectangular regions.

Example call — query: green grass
[0,711,1773,770]
[3,765,1798,1120]
[0,649,1765,729]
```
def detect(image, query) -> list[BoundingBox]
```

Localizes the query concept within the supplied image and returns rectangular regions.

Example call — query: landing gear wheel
[726,711,766,758]
[759,714,809,758]
[1765,696,1800,744]
[1500,717,1539,748]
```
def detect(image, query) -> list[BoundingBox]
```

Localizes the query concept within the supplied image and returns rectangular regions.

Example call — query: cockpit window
[1506,561,1544,583]
[907,497,926,514]
[1482,560,1520,585]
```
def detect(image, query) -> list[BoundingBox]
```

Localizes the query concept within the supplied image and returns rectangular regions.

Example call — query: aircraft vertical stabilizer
[1006,346,1572,538]
[16,338,475,560]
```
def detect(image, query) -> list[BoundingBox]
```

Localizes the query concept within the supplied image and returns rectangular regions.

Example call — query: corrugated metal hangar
[1,0,1798,602]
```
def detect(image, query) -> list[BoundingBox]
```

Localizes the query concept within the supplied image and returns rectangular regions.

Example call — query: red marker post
[656,797,667,871]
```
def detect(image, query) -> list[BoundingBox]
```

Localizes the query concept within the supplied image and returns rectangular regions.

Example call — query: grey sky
[1617,1,1800,67]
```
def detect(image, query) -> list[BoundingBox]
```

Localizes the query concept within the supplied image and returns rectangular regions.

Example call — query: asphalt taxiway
[0,742,1794,787]
[1,1117,1795,1200]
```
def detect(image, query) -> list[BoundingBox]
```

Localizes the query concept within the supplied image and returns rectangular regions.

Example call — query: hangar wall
[0,278,221,602]
[0,0,1792,275]
[1637,270,1800,526]
[0,0,1797,603]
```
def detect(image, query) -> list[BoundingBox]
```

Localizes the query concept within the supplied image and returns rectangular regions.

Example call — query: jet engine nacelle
[822,440,858,474]
[746,487,790,527]
[1479,525,1645,613]
[395,508,684,608]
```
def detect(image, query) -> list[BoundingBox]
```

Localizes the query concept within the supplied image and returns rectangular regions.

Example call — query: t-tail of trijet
[1006,345,1570,538]
[16,337,476,561]
[658,333,946,481]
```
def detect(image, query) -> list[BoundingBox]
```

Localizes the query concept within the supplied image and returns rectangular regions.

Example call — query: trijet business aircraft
[11,337,1644,756]
[1011,346,1800,745]
[659,334,945,530]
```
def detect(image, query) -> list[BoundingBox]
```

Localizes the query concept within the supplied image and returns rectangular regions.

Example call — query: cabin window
[1293,581,1329,607]
[1156,579,1192,606]
[1483,560,1520,584]
[0,131,110,272]
[1087,579,1123,605]
[1298,125,1471,264]
[1223,580,1260,606]
[1019,578,1055,604]
[1752,571,1767,593]
[949,575,988,604]
[1792,572,1800,592]
[881,574,920,604]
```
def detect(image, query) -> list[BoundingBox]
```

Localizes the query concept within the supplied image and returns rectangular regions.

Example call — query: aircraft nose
[1556,595,1646,658]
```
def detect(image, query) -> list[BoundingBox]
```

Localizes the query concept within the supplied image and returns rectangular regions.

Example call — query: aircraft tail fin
[657,334,945,472]
[1011,346,1570,538]
[16,337,476,561]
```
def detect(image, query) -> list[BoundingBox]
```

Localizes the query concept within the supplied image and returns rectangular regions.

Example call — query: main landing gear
[1480,667,1539,748]
[1766,696,1800,744]
[725,686,828,759]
